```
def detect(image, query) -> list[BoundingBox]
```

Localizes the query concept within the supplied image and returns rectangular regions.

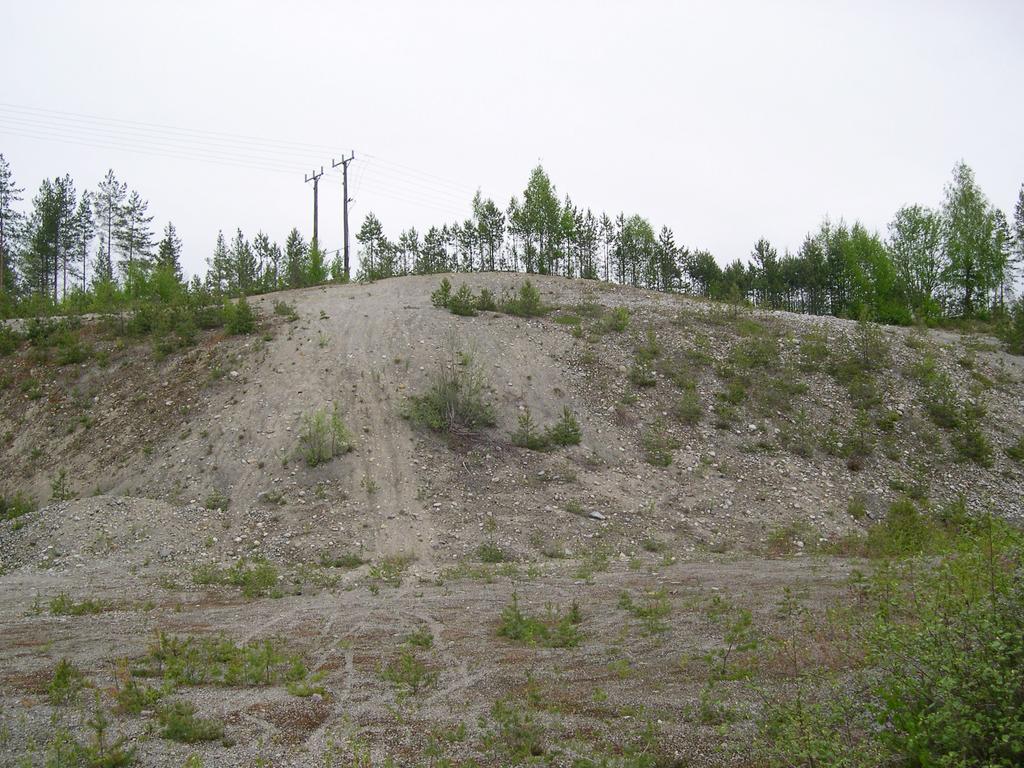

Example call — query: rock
[588,511,606,521]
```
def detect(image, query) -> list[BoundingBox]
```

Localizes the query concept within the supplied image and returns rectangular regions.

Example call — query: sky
[1,0,1022,280]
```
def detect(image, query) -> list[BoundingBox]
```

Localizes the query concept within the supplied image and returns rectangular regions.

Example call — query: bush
[273,300,299,321]
[676,389,703,425]
[0,492,35,521]
[511,409,547,450]
[0,325,20,355]
[158,701,224,743]
[224,296,255,334]
[477,541,508,563]
[602,306,630,332]
[1006,436,1024,462]
[49,659,87,705]
[502,281,545,317]
[869,517,1024,766]
[546,407,582,446]
[476,288,497,312]
[641,419,680,467]
[448,284,478,316]
[299,403,354,467]
[430,277,453,308]
[497,594,582,648]
[406,336,495,433]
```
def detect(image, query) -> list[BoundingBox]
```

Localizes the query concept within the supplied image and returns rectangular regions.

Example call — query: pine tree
[283,228,308,288]
[356,213,392,281]
[156,222,184,281]
[0,154,24,296]
[206,231,231,292]
[230,228,256,294]
[72,192,95,293]
[396,228,420,276]
[306,241,328,285]
[252,232,280,291]
[93,170,126,287]
[116,190,155,293]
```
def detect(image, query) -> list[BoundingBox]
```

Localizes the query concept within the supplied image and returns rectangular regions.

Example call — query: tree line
[1,152,1022,332]
[355,161,1023,327]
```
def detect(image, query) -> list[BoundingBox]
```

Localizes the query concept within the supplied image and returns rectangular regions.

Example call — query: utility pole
[304,167,324,249]
[332,152,355,280]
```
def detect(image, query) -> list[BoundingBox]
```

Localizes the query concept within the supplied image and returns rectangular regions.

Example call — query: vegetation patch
[497,594,583,648]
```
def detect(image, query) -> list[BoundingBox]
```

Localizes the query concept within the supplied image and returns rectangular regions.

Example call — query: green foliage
[602,306,630,332]
[641,418,680,466]
[618,589,672,635]
[406,336,495,433]
[202,489,230,511]
[546,406,582,446]
[512,406,581,450]
[49,592,108,616]
[135,631,306,689]
[49,658,87,705]
[379,649,437,698]
[224,296,255,334]
[497,593,583,648]
[272,300,299,321]
[476,540,508,563]
[476,287,497,312]
[50,468,73,501]
[511,409,546,450]
[868,518,1024,766]
[0,325,19,355]
[319,551,365,569]
[448,284,478,316]
[298,403,354,467]
[0,492,34,521]
[676,388,703,425]
[192,558,281,598]
[157,701,224,743]
[1006,436,1024,462]
[502,280,545,317]
[430,277,452,308]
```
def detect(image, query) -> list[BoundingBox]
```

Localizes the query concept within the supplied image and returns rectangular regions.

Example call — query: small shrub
[502,281,545,317]
[430,277,453,308]
[0,492,34,521]
[158,701,224,743]
[477,541,508,563]
[448,284,478,316]
[193,558,280,598]
[512,409,548,450]
[545,407,582,446]
[299,403,354,467]
[0,325,20,355]
[676,389,703,425]
[498,594,583,648]
[641,419,680,467]
[272,300,299,321]
[602,306,630,332]
[476,287,497,312]
[50,468,74,501]
[404,627,434,648]
[224,296,255,335]
[628,358,657,387]
[1006,436,1024,462]
[380,649,437,698]
[319,552,365,569]
[618,589,672,635]
[50,592,107,616]
[49,659,87,705]
[203,489,230,511]
[406,334,495,433]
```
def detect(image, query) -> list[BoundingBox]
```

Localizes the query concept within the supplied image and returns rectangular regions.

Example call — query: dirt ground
[1,274,1022,766]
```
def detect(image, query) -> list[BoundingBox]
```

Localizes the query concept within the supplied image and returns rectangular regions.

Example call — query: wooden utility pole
[332,152,355,280]
[305,167,324,249]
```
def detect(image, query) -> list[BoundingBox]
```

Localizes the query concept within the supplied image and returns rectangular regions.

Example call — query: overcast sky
[1,1,1022,279]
